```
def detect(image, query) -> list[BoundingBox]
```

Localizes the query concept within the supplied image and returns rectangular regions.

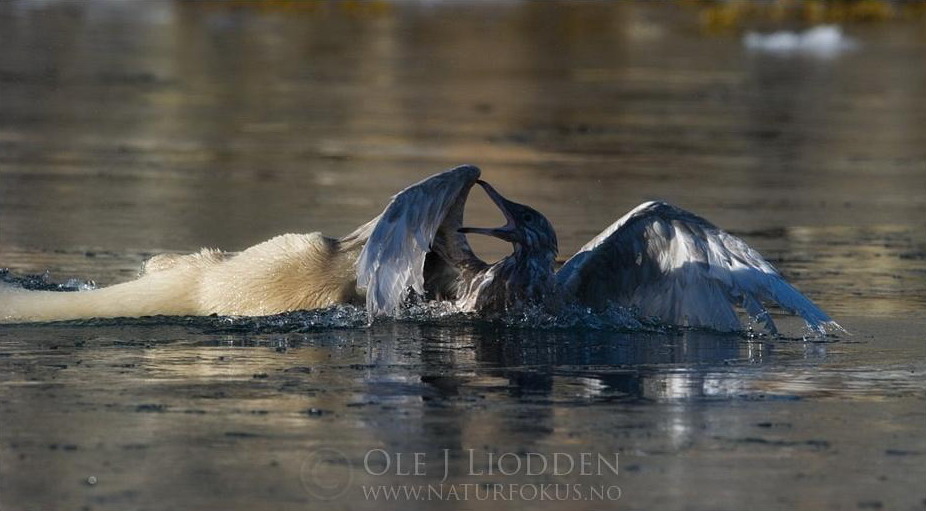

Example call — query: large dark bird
[360,165,837,334]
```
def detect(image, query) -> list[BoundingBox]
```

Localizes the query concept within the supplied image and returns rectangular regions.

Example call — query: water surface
[1,1,924,510]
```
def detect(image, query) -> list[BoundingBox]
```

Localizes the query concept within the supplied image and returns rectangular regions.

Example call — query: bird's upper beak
[458,180,518,242]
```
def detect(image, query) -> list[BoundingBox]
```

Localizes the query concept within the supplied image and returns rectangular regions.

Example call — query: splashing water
[0,269,96,292]
[0,269,841,338]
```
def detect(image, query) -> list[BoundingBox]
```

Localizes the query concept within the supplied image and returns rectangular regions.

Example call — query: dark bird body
[361,165,839,334]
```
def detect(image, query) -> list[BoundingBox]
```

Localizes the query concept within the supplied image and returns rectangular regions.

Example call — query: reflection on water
[1,316,923,510]
[1,1,925,510]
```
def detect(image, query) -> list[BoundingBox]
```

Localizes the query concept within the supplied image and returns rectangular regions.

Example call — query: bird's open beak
[458,180,518,242]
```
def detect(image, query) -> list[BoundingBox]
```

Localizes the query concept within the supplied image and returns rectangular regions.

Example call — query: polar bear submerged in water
[0,165,839,334]
[0,231,368,322]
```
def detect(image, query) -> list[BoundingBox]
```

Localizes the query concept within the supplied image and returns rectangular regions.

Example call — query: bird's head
[459,180,558,256]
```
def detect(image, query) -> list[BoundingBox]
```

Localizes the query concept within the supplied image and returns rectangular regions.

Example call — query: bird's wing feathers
[556,201,837,334]
[355,165,481,317]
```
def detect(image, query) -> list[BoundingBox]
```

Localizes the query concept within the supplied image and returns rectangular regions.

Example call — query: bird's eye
[522,213,533,223]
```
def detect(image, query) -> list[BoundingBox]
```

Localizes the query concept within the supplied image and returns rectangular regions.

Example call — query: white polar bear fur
[0,233,363,323]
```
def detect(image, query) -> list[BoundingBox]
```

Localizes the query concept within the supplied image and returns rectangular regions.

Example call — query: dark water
[1,1,924,510]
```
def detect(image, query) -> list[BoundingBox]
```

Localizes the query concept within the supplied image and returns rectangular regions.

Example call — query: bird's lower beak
[458,180,518,242]
[458,225,517,241]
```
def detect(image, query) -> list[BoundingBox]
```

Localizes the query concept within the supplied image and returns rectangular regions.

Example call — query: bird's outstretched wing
[556,201,838,334]
[355,165,481,317]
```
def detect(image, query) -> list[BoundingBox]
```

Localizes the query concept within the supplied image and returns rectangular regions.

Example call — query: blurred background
[2,0,924,316]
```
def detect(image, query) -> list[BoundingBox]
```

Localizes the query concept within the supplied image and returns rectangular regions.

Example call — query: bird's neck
[487,247,557,310]
[455,245,558,314]
[508,245,556,276]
